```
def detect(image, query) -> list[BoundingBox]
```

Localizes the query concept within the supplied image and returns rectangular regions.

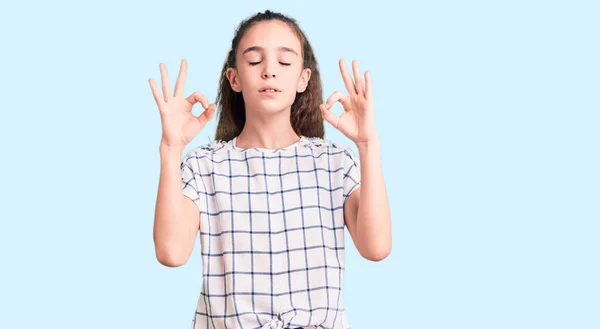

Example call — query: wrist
[355,137,380,151]
[159,142,185,155]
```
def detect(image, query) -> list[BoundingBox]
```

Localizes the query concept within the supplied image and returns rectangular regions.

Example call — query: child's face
[226,20,311,114]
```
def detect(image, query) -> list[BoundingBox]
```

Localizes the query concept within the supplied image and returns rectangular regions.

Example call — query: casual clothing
[181,135,361,329]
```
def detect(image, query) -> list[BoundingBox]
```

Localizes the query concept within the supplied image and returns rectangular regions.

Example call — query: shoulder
[304,136,351,151]
[304,136,359,162]
[181,139,231,169]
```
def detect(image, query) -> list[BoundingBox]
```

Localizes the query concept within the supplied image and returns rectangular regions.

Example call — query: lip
[259,86,281,93]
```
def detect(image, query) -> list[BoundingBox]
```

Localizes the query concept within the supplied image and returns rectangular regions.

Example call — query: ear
[296,68,312,93]
[226,67,242,92]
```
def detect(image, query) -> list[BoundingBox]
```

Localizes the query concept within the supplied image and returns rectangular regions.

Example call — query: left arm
[320,58,392,261]
[344,137,392,261]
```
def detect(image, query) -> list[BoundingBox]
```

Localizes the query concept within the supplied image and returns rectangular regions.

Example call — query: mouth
[259,87,281,93]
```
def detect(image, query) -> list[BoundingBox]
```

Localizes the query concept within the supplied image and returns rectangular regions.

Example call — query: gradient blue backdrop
[1,0,598,328]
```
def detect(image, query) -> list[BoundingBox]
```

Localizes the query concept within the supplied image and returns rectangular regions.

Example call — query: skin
[149,19,391,266]
[225,20,311,150]
[319,58,392,261]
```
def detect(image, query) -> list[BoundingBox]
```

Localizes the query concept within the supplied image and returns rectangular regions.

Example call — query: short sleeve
[181,150,206,214]
[342,147,361,205]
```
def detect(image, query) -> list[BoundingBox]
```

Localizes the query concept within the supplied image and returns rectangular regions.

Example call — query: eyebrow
[242,46,298,56]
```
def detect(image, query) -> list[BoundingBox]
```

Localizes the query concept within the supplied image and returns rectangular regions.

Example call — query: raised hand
[149,59,216,148]
[319,59,378,145]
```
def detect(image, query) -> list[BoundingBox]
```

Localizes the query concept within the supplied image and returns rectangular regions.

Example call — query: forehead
[238,20,301,54]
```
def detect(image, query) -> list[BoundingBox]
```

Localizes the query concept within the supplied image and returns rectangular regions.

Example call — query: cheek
[288,73,303,87]
[239,77,257,91]
[236,67,255,84]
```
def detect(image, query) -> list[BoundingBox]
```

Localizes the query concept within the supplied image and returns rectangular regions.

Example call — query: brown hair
[213,10,325,142]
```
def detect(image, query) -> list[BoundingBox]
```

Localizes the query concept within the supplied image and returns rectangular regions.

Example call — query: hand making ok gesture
[149,59,216,149]
[320,59,378,145]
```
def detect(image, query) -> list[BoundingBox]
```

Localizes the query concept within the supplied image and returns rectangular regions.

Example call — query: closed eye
[249,61,291,66]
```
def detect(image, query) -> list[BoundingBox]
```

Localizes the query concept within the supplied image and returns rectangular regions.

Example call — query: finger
[338,59,357,95]
[320,104,341,129]
[159,63,172,102]
[364,71,372,99]
[352,60,365,95]
[173,59,187,98]
[148,78,165,108]
[324,90,350,110]
[186,91,210,110]
[197,103,216,128]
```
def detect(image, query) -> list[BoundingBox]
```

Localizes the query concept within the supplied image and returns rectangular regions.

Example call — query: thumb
[196,103,216,127]
[320,104,340,129]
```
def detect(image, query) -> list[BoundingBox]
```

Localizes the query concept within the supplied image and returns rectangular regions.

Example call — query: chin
[259,104,290,114]
[251,98,294,113]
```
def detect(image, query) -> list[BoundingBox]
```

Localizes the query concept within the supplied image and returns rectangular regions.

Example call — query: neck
[236,106,300,149]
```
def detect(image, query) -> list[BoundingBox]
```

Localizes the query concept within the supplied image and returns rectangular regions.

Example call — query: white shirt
[181,135,361,329]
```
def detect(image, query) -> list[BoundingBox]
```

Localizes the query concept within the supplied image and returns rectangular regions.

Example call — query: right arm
[148,58,216,267]
[153,144,200,267]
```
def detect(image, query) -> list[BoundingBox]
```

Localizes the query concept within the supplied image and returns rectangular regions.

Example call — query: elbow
[157,253,187,267]
[157,256,186,267]
[153,226,193,267]
[360,244,391,262]
[357,226,392,262]
[155,247,189,267]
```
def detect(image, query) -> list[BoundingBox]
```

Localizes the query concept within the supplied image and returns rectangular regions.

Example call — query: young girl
[150,10,391,329]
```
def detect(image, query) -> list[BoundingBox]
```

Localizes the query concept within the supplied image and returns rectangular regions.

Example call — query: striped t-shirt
[180,135,361,329]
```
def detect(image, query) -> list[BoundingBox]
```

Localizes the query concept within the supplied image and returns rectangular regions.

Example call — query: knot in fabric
[261,318,284,329]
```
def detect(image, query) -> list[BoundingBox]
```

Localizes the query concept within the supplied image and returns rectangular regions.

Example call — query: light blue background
[1,0,598,328]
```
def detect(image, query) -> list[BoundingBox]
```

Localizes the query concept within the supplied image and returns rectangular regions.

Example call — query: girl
[150,10,391,329]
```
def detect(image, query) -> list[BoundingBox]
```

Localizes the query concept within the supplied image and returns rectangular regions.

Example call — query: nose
[262,71,275,79]
[262,62,276,79]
